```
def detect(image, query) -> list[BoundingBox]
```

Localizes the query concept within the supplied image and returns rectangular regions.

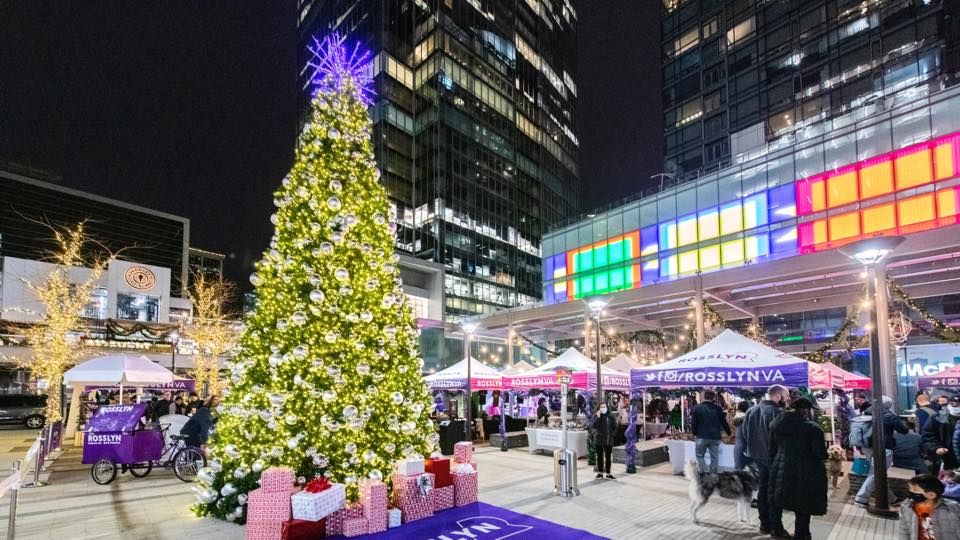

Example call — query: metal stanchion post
[8,460,21,540]
[22,434,47,488]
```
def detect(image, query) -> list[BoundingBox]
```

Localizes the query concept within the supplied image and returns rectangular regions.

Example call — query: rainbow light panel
[545,132,960,304]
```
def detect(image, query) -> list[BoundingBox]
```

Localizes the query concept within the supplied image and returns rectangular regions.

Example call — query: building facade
[661,0,960,179]
[0,169,192,296]
[298,0,580,323]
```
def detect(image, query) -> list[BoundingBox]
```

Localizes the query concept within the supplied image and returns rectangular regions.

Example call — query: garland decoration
[745,319,767,344]
[888,278,960,343]
[516,331,561,355]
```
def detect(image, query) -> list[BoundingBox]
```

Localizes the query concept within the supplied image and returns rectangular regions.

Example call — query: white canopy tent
[62,354,174,438]
[501,360,535,376]
[424,357,503,391]
[507,347,629,390]
[605,353,645,373]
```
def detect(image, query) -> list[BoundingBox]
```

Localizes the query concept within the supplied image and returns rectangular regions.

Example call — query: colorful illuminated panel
[545,132,960,304]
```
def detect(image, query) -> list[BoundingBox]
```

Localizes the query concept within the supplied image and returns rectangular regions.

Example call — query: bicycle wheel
[173,447,206,482]
[91,459,117,485]
[128,461,153,478]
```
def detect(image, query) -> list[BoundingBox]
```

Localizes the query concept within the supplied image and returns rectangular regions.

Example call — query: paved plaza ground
[0,430,897,539]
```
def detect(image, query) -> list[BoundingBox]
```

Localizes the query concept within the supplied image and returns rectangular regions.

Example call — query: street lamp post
[839,236,904,518]
[169,331,179,375]
[587,298,608,408]
[461,321,478,444]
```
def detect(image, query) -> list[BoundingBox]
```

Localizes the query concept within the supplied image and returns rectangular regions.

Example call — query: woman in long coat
[769,398,828,540]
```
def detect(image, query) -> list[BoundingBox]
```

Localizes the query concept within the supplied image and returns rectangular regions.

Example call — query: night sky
[0,1,661,286]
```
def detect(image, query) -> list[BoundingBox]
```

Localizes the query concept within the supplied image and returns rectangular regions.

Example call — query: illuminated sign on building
[545,132,960,304]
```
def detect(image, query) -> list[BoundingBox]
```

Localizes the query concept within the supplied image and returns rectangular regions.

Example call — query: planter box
[489,431,528,448]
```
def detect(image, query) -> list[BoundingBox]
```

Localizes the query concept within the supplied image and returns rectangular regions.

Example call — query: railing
[0,421,62,539]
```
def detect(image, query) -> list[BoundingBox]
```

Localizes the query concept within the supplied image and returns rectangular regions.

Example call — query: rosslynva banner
[632,362,809,388]
[363,502,607,539]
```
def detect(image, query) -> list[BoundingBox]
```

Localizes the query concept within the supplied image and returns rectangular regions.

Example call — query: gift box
[453,441,473,463]
[291,482,345,521]
[394,456,425,476]
[388,508,402,528]
[431,485,455,511]
[325,502,362,537]
[281,518,325,540]
[360,479,388,533]
[451,462,477,474]
[260,467,297,492]
[247,520,284,540]
[425,457,452,488]
[248,487,299,522]
[452,470,478,507]
[343,517,369,538]
[391,472,435,523]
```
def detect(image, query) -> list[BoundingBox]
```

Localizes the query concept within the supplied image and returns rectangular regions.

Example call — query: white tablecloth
[524,427,588,457]
[665,439,736,475]
[644,422,668,438]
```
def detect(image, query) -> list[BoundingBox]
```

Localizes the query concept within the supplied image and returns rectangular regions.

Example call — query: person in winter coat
[921,393,960,472]
[897,474,960,540]
[180,406,214,448]
[854,396,909,507]
[893,431,930,475]
[732,400,751,470]
[690,390,731,474]
[593,403,618,479]
[768,398,828,540]
[914,392,937,434]
[741,384,789,537]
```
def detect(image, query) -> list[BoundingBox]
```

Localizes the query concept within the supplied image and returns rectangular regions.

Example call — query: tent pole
[830,389,837,446]
[641,390,646,441]
[681,392,685,432]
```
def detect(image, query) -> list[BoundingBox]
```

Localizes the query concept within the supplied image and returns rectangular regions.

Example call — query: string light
[195,33,433,522]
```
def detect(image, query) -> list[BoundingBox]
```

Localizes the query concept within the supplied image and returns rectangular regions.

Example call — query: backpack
[849,418,872,448]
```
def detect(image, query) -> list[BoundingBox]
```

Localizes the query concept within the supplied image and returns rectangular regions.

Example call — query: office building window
[82,287,109,320]
[705,140,728,162]
[704,90,724,114]
[117,293,160,322]
[726,17,755,47]
[673,27,699,57]
[702,17,719,39]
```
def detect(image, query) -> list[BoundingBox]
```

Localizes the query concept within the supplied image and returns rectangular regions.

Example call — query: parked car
[0,395,47,429]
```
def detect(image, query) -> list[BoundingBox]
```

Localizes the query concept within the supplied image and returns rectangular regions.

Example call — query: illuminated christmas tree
[194,33,436,521]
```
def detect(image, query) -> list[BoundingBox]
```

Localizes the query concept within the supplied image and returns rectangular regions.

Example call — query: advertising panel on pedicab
[82,403,163,464]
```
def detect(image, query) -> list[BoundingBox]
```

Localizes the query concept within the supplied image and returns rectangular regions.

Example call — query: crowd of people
[682,385,960,539]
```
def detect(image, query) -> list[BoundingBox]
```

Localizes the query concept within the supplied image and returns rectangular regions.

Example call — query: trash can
[553,448,579,497]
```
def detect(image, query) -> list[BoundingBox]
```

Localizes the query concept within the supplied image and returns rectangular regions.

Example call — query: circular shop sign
[124,267,156,290]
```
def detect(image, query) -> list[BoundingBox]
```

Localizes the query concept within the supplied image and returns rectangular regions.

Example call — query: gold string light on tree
[193,34,435,522]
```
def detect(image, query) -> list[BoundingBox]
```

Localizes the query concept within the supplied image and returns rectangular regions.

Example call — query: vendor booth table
[525,427,588,456]
[665,439,736,474]
[626,329,854,473]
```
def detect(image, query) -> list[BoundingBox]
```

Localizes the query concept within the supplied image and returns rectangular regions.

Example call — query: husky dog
[683,459,756,525]
[827,445,845,488]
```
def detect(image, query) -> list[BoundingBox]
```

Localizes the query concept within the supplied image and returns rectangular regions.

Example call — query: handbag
[851,457,871,476]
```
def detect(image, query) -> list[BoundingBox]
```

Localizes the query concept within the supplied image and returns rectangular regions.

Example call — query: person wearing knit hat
[854,396,909,507]
[922,393,960,474]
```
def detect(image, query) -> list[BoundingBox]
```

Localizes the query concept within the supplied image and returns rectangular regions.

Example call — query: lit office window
[726,17,755,47]
[117,293,160,322]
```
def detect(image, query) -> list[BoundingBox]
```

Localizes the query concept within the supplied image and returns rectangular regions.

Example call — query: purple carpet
[338,502,608,539]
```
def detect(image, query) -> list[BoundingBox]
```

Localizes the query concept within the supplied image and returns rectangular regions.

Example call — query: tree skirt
[332,501,608,539]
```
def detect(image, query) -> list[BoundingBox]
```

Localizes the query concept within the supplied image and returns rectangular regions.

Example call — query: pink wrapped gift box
[325,502,362,537]
[260,467,297,492]
[248,487,299,522]
[393,457,425,476]
[246,520,284,540]
[431,485,454,511]
[452,471,478,507]
[360,479,388,533]
[291,483,345,521]
[453,441,473,463]
[343,516,369,538]
[391,472,435,523]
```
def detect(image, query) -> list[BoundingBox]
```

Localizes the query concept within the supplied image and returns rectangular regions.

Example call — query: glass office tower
[298,0,580,322]
[661,0,960,180]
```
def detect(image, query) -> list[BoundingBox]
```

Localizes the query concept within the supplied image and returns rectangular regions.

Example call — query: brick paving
[0,439,897,539]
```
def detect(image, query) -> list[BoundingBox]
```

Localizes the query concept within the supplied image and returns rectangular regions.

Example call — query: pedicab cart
[82,403,163,485]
